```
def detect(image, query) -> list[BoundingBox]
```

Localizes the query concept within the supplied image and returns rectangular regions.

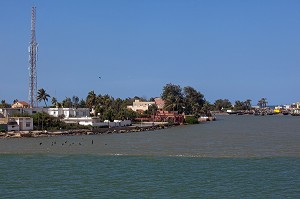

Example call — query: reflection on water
[0,115,299,157]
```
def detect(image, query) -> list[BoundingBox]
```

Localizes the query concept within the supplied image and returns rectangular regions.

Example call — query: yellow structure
[274,109,281,113]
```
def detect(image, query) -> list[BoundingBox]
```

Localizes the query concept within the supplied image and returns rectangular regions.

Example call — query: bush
[184,116,199,124]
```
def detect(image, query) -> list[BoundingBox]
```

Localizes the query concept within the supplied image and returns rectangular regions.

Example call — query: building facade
[127,98,164,112]
[0,107,90,118]
[11,101,30,108]
[0,117,33,131]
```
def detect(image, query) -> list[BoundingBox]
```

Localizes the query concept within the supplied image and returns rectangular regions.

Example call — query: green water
[0,115,300,198]
[0,155,299,198]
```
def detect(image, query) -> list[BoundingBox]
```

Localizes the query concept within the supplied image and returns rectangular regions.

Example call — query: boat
[291,109,300,116]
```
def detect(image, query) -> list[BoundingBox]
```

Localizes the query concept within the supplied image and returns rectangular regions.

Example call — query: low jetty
[0,123,178,139]
[198,116,216,122]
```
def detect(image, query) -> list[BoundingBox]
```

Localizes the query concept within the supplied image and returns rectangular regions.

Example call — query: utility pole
[28,6,38,108]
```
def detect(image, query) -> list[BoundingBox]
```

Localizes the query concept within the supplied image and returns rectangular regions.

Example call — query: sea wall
[0,123,178,138]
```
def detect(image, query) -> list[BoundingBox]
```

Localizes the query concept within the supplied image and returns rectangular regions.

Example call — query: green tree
[201,101,214,116]
[183,86,205,115]
[148,104,158,115]
[51,97,57,107]
[62,97,72,108]
[234,100,246,111]
[78,99,86,108]
[103,108,115,122]
[245,99,252,110]
[86,90,96,109]
[0,100,11,108]
[72,96,79,108]
[257,98,268,108]
[37,88,50,107]
[214,99,232,111]
[161,83,184,113]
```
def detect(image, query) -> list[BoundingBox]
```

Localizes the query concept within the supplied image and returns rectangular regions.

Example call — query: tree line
[1,84,269,120]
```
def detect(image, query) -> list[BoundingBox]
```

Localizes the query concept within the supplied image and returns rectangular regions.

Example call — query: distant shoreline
[0,123,180,139]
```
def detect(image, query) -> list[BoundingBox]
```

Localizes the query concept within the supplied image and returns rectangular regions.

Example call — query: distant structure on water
[28,6,38,108]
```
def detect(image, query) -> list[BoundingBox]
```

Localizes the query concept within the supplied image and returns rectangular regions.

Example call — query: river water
[0,115,299,198]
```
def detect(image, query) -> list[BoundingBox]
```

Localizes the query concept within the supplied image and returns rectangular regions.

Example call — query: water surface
[1,115,299,198]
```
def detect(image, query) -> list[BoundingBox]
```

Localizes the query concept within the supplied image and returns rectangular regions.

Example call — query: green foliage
[62,97,72,108]
[51,97,57,107]
[184,115,199,124]
[214,99,232,111]
[86,90,96,109]
[0,100,11,108]
[37,88,50,107]
[32,112,88,131]
[78,99,86,108]
[11,113,32,117]
[161,83,206,116]
[183,86,205,116]
[161,83,184,113]
[0,125,6,132]
[72,96,79,108]
[257,98,267,108]
[201,101,214,116]
[146,104,158,115]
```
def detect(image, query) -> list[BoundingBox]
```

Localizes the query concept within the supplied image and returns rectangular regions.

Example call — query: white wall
[79,119,132,127]
[15,118,33,131]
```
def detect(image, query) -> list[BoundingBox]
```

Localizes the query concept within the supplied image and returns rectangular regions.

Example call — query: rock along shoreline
[0,123,180,139]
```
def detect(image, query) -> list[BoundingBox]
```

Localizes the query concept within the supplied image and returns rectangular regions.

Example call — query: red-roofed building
[152,110,184,124]
[11,101,30,108]
[154,98,165,110]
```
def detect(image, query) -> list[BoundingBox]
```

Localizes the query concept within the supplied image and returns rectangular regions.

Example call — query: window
[26,122,31,127]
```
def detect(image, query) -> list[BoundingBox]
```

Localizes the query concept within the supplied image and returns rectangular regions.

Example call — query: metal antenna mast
[28,6,38,108]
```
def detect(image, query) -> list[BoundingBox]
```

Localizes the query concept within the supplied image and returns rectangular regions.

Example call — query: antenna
[28,6,38,108]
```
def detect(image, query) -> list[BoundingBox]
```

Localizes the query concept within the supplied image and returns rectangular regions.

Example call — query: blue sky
[1,0,300,106]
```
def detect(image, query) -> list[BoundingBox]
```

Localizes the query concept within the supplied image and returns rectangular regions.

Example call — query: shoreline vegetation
[0,122,179,139]
[0,116,217,139]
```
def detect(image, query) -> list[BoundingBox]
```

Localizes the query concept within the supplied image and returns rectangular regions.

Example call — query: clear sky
[1,0,300,106]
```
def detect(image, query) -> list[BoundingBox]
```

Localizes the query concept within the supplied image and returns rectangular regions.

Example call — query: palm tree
[86,90,96,109]
[72,96,79,108]
[37,88,50,107]
[257,98,267,108]
[262,98,268,108]
[51,97,57,107]
[62,97,72,108]
[245,99,252,110]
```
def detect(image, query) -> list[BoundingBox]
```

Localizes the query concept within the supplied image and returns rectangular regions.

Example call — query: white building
[0,117,33,131]
[127,100,155,112]
[0,107,90,118]
[63,117,131,127]
[13,117,33,131]
[46,108,90,118]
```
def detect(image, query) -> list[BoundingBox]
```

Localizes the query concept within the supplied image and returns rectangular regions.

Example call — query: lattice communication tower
[28,6,38,108]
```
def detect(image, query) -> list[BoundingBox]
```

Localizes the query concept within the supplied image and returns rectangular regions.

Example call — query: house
[0,117,33,131]
[127,100,155,112]
[152,110,184,124]
[11,101,30,108]
[0,107,44,117]
[154,98,165,110]
[0,107,90,118]
[46,108,90,118]
[127,98,165,112]
[12,117,33,131]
